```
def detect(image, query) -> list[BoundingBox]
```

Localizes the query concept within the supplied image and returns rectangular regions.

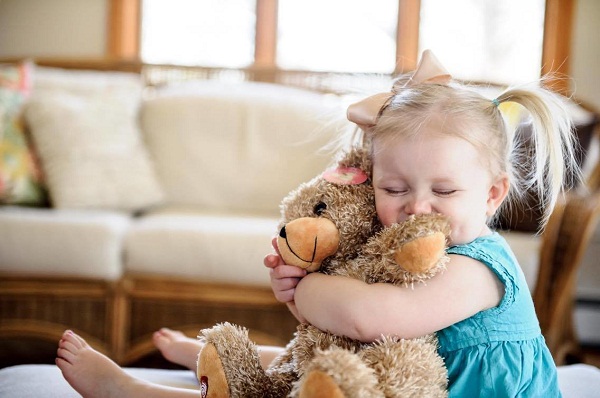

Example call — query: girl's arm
[257,345,287,369]
[294,254,504,342]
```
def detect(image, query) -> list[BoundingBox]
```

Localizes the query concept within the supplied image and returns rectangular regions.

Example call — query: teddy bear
[196,146,451,398]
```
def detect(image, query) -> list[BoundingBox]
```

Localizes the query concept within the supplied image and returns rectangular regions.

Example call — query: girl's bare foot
[153,328,203,370]
[56,330,142,398]
[56,330,199,398]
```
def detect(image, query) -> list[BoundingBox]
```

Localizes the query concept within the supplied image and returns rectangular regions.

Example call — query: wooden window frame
[108,0,574,90]
[542,0,574,94]
[107,0,140,60]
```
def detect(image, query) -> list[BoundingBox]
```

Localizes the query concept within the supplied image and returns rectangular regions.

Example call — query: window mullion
[107,0,141,60]
[254,0,278,69]
[396,0,421,74]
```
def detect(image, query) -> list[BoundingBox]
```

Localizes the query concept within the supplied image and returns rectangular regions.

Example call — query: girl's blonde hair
[365,79,582,230]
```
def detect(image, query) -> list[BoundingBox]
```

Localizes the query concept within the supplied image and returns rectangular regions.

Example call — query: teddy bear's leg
[292,347,384,398]
[197,342,230,398]
[197,322,280,398]
[360,335,448,398]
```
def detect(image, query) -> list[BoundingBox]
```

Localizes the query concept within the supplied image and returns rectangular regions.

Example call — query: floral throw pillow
[0,62,46,205]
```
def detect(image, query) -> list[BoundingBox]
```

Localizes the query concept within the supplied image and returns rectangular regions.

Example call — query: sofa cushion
[125,207,277,286]
[0,206,130,279]
[141,80,348,216]
[23,66,164,212]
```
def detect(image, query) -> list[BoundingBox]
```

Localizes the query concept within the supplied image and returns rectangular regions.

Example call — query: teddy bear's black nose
[279,225,287,239]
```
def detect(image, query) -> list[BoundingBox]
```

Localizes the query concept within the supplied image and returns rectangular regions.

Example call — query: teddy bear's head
[277,147,380,273]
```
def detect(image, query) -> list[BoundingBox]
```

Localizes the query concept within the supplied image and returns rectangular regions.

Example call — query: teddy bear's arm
[349,214,451,286]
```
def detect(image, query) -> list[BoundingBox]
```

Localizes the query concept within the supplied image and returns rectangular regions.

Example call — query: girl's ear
[486,173,510,217]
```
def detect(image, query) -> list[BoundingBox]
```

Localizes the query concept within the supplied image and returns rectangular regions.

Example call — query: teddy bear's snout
[277,217,340,272]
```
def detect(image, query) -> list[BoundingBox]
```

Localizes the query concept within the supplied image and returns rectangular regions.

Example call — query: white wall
[572,0,600,110]
[0,0,107,58]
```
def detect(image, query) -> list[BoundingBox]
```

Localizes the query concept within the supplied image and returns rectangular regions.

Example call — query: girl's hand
[264,237,307,303]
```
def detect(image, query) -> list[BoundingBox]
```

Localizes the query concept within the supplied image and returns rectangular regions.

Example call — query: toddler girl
[265,50,581,397]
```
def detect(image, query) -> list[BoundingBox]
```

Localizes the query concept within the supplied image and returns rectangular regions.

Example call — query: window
[276,0,398,73]
[111,0,573,91]
[141,0,256,68]
[419,0,546,85]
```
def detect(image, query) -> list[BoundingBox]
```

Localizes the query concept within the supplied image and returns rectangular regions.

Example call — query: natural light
[141,0,546,85]
[419,0,545,84]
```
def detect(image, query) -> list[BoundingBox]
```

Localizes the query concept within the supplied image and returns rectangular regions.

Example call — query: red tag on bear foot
[200,376,208,398]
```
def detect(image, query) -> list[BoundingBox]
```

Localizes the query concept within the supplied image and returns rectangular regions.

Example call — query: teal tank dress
[438,232,561,397]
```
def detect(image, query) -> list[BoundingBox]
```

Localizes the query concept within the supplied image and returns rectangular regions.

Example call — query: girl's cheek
[375,207,391,227]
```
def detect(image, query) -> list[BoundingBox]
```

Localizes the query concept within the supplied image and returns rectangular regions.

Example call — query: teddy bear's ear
[323,166,368,185]
[334,146,372,180]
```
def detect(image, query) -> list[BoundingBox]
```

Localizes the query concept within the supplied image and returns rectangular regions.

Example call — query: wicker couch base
[0,274,298,369]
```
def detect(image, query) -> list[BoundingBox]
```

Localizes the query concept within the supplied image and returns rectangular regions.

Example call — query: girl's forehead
[374,123,469,149]
[373,132,489,172]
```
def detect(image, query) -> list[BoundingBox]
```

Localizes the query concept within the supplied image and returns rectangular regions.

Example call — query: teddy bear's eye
[314,202,327,216]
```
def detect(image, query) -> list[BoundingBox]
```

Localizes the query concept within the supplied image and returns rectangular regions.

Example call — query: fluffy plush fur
[197,147,450,398]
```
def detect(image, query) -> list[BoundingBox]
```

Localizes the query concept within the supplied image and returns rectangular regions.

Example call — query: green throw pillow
[0,61,46,205]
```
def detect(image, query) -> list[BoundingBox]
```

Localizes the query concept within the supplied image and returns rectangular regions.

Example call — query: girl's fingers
[271,237,282,256]
[271,275,303,291]
[270,264,307,279]
[274,288,296,303]
[264,253,283,269]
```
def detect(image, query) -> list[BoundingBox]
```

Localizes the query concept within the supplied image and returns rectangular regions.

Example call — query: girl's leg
[153,327,286,370]
[152,328,202,371]
[56,330,198,398]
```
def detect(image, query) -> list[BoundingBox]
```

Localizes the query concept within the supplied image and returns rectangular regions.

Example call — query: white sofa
[1,63,599,373]
[1,67,347,284]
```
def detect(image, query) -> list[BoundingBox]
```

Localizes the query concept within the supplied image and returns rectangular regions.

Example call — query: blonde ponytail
[495,84,583,228]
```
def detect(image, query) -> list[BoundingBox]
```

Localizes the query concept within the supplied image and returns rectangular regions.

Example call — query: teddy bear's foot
[198,322,285,398]
[292,347,384,398]
[197,342,230,398]
[298,370,345,398]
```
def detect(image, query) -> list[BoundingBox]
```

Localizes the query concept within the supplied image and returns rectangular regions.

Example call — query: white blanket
[1,363,599,397]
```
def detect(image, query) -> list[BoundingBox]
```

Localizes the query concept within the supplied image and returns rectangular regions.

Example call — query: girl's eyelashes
[381,187,457,196]
[434,190,457,196]
[383,188,408,195]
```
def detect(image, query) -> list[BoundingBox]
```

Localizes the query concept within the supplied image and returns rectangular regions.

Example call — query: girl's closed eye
[383,187,408,195]
[434,189,457,197]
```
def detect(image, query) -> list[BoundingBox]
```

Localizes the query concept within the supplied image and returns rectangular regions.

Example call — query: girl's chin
[450,229,493,246]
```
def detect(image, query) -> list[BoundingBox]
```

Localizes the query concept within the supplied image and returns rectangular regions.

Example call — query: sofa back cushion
[142,81,349,215]
[24,66,164,212]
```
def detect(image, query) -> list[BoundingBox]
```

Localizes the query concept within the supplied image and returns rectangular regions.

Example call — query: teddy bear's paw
[394,231,447,274]
[292,348,384,398]
[297,370,346,398]
[197,342,231,398]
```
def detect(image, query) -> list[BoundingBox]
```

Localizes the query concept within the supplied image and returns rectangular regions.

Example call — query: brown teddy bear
[197,146,450,398]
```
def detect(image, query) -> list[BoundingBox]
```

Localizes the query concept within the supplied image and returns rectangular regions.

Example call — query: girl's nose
[405,197,432,215]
